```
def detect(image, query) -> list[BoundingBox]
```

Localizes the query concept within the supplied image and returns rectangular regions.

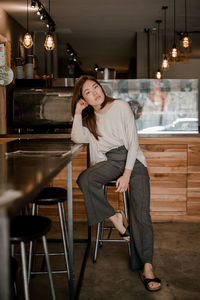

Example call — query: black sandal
[139,271,162,292]
[115,210,130,241]
[119,225,130,238]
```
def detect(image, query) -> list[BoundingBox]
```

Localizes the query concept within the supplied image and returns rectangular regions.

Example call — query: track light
[31,1,36,8]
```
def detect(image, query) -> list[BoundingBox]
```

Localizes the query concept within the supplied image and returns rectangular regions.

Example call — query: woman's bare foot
[109,212,130,242]
[141,263,161,291]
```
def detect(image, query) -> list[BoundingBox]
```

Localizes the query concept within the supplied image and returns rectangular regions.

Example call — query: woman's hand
[116,169,132,192]
[75,99,88,114]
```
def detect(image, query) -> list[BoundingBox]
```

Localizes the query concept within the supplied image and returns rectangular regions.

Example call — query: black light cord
[185,0,187,33]
[173,0,176,43]
[27,0,29,32]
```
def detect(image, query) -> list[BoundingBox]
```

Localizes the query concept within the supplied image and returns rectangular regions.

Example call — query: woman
[71,75,161,292]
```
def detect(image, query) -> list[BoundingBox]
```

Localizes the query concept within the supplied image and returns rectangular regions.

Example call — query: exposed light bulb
[182,35,190,48]
[23,32,33,49]
[171,47,178,58]
[161,55,169,70]
[44,34,55,51]
[155,70,162,79]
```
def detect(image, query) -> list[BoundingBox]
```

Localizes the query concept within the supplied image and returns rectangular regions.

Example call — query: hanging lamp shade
[44,0,55,51]
[181,34,191,48]
[23,0,33,49]
[171,43,178,58]
[155,20,162,79]
[155,69,162,79]
[44,34,55,51]
[161,55,169,70]
[181,0,191,50]
[161,6,169,70]
[170,0,178,61]
[23,32,33,49]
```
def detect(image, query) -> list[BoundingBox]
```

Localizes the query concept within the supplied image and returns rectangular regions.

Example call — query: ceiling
[0,0,200,72]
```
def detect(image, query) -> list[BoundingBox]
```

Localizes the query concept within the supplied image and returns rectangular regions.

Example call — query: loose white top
[71,100,147,170]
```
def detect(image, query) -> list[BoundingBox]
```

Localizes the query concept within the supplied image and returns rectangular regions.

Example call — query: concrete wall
[137,31,200,81]
[0,7,25,61]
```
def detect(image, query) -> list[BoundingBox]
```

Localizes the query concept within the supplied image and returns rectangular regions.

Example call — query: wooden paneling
[2,136,200,222]
[187,144,200,215]
[141,144,187,217]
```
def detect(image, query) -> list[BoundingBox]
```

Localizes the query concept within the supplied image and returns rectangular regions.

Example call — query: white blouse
[71,100,147,170]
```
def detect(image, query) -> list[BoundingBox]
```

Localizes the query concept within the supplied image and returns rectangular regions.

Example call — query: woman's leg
[77,160,123,226]
[129,160,161,290]
[129,160,153,269]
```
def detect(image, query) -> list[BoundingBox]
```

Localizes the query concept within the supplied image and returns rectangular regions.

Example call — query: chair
[30,187,69,277]
[10,215,56,300]
[93,180,131,263]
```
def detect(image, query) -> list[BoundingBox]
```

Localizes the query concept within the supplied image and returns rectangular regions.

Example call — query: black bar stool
[93,180,131,263]
[10,215,56,300]
[30,187,69,278]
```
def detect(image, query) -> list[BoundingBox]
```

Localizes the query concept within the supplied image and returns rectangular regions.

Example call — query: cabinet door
[188,144,200,215]
[141,144,187,220]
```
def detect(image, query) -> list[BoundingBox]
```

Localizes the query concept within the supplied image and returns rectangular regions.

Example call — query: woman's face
[81,80,105,110]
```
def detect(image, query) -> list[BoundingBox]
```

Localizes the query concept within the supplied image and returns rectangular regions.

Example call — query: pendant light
[161,6,169,70]
[170,0,178,60]
[181,0,191,49]
[23,0,33,49]
[44,0,55,51]
[155,20,162,79]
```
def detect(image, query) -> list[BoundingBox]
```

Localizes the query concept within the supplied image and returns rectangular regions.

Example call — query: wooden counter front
[1,136,200,222]
[45,136,200,222]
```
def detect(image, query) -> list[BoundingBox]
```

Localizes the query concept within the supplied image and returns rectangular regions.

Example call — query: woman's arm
[71,99,90,143]
[116,102,139,192]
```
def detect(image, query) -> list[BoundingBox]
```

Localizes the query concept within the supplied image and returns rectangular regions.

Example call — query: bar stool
[93,180,130,263]
[30,187,69,278]
[10,215,56,300]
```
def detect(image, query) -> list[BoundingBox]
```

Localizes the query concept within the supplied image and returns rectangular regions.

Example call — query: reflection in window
[100,79,199,134]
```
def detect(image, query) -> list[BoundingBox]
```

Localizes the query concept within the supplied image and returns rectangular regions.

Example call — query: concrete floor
[14,222,200,300]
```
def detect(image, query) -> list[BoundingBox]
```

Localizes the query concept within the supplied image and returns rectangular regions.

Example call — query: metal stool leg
[122,191,131,256]
[42,236,56,300]
[20,242,30,300]
[93,222,101,263]
[93,181,131,262]
[58,202,70,278]
[99,220,104,247]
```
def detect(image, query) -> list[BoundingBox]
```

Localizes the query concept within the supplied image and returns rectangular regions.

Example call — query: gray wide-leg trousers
[77,146,153,270]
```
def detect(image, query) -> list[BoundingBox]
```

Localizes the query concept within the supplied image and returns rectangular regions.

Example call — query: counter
[0,138,84,300]
[1,134,200,222]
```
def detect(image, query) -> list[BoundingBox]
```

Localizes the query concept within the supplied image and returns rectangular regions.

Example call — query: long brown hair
[71,75,114,140]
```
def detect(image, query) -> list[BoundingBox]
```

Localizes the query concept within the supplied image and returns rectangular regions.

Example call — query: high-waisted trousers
[77,146,154,270]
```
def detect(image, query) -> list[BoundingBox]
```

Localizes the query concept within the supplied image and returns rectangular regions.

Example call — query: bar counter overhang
[0,138,85,300]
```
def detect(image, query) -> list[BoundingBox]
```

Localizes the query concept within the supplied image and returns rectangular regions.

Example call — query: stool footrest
[30,270,68,275]
[98,239,127,242]
[32,252,65,256]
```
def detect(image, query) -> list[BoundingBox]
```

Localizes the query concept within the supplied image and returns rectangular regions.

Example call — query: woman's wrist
[123,168,132,179]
